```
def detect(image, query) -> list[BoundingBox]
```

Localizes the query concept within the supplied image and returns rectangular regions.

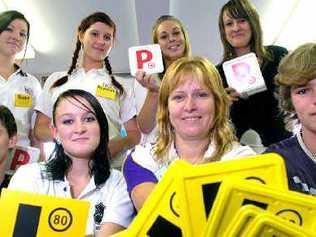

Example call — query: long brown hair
[218,0,271,62]
[0,10,30,62]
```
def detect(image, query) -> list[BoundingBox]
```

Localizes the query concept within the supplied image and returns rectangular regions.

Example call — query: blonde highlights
[152,15,191,79]
[155,56,236,163]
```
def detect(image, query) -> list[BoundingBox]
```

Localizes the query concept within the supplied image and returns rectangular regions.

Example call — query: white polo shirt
[8,163,134,236]
[0,69,41,147]
[35,69,137,167]
[36,69,136,139]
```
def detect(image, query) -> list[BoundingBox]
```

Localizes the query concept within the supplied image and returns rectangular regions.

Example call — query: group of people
[0,0,315,236]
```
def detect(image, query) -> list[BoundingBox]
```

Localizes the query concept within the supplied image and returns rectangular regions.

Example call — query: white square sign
[223,52,267,97]
[5,145,40,175]
[128,44,164,76]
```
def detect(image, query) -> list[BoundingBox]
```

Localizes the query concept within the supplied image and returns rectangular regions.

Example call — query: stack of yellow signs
[113,153,316,236]
[0,188,89,237]
[222,205,313,236]
[204,179,316,236]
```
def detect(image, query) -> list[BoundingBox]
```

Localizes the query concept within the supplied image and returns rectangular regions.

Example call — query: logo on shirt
[94,202,105,225]
[24,86,34,96]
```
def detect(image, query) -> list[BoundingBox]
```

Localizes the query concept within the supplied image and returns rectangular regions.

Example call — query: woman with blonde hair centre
[124,56,255,210]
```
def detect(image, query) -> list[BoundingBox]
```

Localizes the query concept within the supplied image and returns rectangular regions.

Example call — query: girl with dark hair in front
[9,89,134,236]
[0,10,41,148]
[34,12,140,167]
[216,0,291,147]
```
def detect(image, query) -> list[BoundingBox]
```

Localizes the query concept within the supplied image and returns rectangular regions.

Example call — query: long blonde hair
[152,15,192,79]
[155,56,236,163]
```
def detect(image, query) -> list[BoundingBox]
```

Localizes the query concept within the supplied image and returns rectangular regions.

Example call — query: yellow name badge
[15,93,32,108]
[96,85,117,100]
[0,189,90,237]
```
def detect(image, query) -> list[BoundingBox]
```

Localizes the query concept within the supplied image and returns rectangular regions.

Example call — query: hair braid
[51,40,82,89]
[104,56,124,95]
[68,39,81,75]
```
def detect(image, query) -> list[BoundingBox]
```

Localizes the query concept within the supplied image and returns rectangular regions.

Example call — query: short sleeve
[233,144,257,157]
[117,77,137,124]
[101,170,135,228]
[35,89,53,117]
[221,142,256,161]
[268,45,288,63]
[34,71,67,117]
[133,78,148,113]
[123,152,158,194]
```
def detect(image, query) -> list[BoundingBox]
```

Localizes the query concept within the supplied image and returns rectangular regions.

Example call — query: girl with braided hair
[34,12,140,168]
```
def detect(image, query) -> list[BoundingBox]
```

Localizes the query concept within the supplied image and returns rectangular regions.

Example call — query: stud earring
[55,137,61,145]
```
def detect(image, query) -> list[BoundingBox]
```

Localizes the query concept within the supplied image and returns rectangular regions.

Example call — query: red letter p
[10,149,30,170]
[136,49,153,69]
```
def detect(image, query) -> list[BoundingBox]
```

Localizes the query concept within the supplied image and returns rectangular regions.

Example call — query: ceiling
[2,0,315,78]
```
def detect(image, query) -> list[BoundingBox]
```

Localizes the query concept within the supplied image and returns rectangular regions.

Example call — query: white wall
[2,0,314,77]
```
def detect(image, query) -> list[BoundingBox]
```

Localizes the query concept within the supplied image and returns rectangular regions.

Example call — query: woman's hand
[225,87,242,104]
[135,71,159,93]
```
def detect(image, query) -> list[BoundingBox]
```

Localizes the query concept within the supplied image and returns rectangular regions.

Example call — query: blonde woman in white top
[124,57,255,210]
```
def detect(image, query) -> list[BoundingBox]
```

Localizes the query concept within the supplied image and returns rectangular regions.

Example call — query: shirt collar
[14,64,27,77]
[167,141,216,163]
[73,66,107,76]
[63,175,98,198]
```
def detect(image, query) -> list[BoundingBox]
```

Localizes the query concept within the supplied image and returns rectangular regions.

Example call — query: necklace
[297,130,316,163]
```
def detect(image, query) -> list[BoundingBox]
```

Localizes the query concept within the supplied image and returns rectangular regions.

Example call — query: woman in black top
[217,0,291,146]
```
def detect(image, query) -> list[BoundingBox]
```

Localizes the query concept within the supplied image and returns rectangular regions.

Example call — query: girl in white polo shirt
[9,89,134,236]
[34,12,140,167]
[0,10,41,147]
